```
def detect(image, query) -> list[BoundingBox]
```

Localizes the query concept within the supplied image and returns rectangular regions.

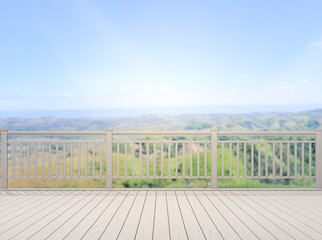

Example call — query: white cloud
[301,79,309,83]
[309,42,322,46]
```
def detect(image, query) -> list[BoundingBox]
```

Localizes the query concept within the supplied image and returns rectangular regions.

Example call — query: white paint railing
[0,129,321,189]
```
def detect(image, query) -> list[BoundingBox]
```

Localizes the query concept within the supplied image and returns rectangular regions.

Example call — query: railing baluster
[161,143,164,177]
[63,143,66,177]
[237,143,239,177]
[100,143,103,177]
[20,142,23,177]
[125,143,128,177]
[309,142,312,177]
[211,129,218,188]
[182,143,185,177]
[146,143,149,177]
[56,143,59,177]
[280,143,283,176]
[251,143,254,177]
[154,143,157,177]
[316,129,322,189]
[197,142,200,177]
[221,143,224,176]
[302,142,305,176]
[78,143,81,177]
[204,143,207,177]
[117,143,120,177]
[139,142,142,177]
[175,142,179,176]
[265,142,268,176]
[49,143,52,177]
[27,143,30,177]
[168,143,171,177]
[258,143,261,177]
[229,143,232,177]
[133,143,135,177]
[294,142,297,177]
[244,143,247,177]
[190,142,192,177]
[35,143,37,177]
[92,143,95,177]
[85,143,88,177]
[42,142,45,177]
[287,142,290,177]
[272,143,275,177]
[12,142,15,177]
[71,143,73,177]
[1,129,8,189]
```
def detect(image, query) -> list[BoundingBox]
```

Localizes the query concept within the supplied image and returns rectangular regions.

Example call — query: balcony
[0,129,322,239]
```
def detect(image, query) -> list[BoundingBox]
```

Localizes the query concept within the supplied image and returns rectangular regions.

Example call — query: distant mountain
[1,104,322,118]
[1,110,321,131]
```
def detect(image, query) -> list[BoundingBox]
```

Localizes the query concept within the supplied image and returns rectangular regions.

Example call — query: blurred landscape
[1,109,320,189]
[1,109,321,131]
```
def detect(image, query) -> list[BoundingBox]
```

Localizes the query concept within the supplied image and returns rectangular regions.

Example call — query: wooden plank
[226,191,293,239]
[64,191,118,240]
[165,191,188,239]
[118,191,147,240]
[195,191,242,239]
[268,191,322,221]
[236,191,312,240]
[45,192,109,239]
[248,191,322,239]
[0,193,53,224]
[153,191,170,240]
[0,193,50,214]
[185,191,222,239]
[176,191,205,239]
[214,191,275,239]
[257,191,322,228]
[81,192,128,239]
[0,192,78,239]
[135,191,156,240]
[200,191,254,240]
[20,192,92,240]
[95,191,138,240]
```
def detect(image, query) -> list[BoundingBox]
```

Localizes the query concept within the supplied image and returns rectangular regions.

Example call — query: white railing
[0,129,321,189]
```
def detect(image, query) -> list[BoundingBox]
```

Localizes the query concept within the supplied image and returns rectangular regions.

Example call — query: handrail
[6,130,316,136]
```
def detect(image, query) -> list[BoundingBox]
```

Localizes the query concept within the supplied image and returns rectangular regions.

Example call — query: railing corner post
[211,128,218,189]
[1,129,8,189]
[315,129,322,189]
[105,129,113,189]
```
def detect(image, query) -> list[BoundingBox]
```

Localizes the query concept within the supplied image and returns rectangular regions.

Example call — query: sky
[1,0,322,112]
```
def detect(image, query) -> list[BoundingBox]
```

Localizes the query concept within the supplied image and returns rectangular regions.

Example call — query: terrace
[1,129,322,239]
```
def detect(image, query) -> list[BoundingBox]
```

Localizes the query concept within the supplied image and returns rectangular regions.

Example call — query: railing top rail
[7,131,106,136]
[5,130,316,136]
[218,131,315,136]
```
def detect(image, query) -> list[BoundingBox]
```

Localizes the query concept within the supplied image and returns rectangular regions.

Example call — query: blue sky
[1,0,322,111]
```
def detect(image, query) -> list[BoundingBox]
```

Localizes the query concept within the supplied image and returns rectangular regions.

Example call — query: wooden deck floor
[0,190,322,240]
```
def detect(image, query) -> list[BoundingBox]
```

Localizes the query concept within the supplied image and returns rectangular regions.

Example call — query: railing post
[211,129,218,188]
[1,129,8,189]
[106,129,113,189]
[316,129,322,189]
